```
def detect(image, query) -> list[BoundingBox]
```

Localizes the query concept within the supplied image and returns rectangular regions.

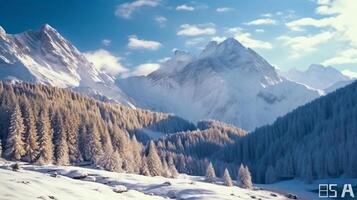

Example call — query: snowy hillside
[119,38,320,131]
[280,64,353,92]
[0,24,133,106]
[0,161,288,200]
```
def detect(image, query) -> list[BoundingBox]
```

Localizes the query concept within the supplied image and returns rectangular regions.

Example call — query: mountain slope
[214,79,357,183]
[0,24,132,106]
[119,38,320,131]
[281,64,352,91]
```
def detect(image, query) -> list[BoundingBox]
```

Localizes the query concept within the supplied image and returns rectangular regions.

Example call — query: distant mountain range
[119,38,320,130]
[280,64,354,93]
[1,24,355,130]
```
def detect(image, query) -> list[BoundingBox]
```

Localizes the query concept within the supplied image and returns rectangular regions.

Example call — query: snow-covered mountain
[119,38,320,131]
[0,24,133,106]
[280,64,352,92]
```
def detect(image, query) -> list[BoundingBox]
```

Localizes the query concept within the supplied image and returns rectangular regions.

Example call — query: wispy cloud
[130,63,160,76]
[286,0,357,47]
[226,27,272,49]
[216,7,233,13]
[101,39,111,46]
[155,16,167,27]
[128,35,162,50]
[322,48,357,65]
[176,4,195,11]
[84,49,128,75]
[177,24,216,37]
[115,0,160,19]
[278,31,334,58]
[185,37,207,47]
[245,18,277,26]
[342,69,357,79]
[286,17,334,31]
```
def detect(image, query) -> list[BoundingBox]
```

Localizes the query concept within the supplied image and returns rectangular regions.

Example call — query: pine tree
[0,139,2,157]
[146,140,162,176]
[23,105,39,162]
[244,165,253,188]
[168,156,179,178]
[161,159,171,178]
[140,156,151,176]
[37,108,54,165]
[223,168,233,186]
[238,164,253,188]
[86,122,103,164]
[55,127,69,165]
[131,135,142,173]
[4,104,25,160]
[98,142,122,172]
[265,165,276,184]
[206,162,216,183]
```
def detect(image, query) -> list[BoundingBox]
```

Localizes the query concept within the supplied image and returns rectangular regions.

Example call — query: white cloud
[185,37,206,46]
[216,7,233,12]
[128,35,162,50]
[212,36,227,43]
[155,16,167,27]
[261,13,273,18]
[101,39,111,46]
[245,18,277,26]
[255,29,265,33]
[226,27,272,49]
[322,48,357,65]
[286,0,357,47]
[176,4,195,11]
[115,0,160,19]
[177,24,216,37]
[278,31,334,58]
[130,63,160,76]
[84,49,128,76]
[286,17,335,31]
[342,69,357,79]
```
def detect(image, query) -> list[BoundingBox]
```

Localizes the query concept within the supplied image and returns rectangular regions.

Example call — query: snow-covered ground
[0,160,287,200]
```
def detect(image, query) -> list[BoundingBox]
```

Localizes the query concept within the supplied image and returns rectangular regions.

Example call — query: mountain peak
[40,24,58,34]
[0,26,5,36]
[220,37,244,47]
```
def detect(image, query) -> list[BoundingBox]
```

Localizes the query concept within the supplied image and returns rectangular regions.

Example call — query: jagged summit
[0,24,133,106]
[119,38,319,130]
[0,26,5,36]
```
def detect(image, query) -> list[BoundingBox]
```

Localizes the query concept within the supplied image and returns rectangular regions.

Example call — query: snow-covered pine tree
[238,164,253,188]
[98,141,122,172]
[23,104,39,162]
[146,140,162,176]
[65,112,81,164]
[206,162,216,183]
[4,104,25,160]
[244,165,253,188]
[55,124,70,165]
[131,135,142,173]
[140,156,151,176]
[168,156,179,178]
[161,159,171,178]
[223,168,233,186]
[0,139,2,157]
[37,108,54,165]
[86,122,103,164]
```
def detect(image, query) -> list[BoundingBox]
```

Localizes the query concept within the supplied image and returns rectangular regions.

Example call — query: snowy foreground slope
[0,161,288,200]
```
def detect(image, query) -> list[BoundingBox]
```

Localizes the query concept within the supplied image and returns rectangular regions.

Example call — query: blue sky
[1,0,356,77]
